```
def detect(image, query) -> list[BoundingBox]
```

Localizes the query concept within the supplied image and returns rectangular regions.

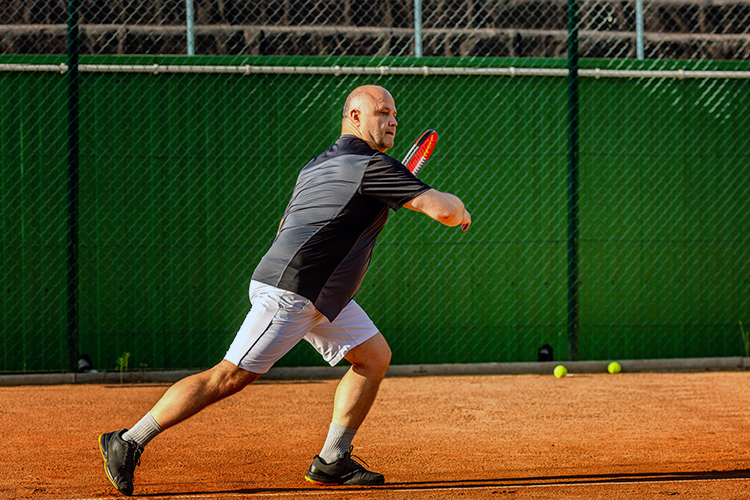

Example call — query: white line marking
[67,475,750,500]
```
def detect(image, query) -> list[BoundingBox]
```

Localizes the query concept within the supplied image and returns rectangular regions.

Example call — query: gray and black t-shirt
[252,135,431,320]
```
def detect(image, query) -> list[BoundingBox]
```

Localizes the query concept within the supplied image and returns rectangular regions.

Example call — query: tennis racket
[402,129,468,231]
[401,129,438,177]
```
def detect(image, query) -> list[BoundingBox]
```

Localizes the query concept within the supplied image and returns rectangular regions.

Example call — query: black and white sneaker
[305,446,385,486]
[99,429,143,496]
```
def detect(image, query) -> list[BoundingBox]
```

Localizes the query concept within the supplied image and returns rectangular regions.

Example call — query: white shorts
[224,280,380,374]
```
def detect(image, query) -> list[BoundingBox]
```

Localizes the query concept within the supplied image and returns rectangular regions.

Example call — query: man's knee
[209,360,262,396]
[370,340,392,374]
[346,333,391,377]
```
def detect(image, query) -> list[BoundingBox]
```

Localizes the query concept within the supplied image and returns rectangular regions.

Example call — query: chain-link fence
[1,0,749,374]
[2,0,750,59]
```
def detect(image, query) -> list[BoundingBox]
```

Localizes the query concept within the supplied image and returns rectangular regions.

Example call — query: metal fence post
[414,0,423,57]
[66,0,81,373]
[567,0,580,362]
[187,0,195,56]
[636,0,645,59]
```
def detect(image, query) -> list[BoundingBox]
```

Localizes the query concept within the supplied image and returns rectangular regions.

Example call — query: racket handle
[461,223,469,231]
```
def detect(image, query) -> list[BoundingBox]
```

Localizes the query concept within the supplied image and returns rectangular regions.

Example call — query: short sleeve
[360,153,432,211]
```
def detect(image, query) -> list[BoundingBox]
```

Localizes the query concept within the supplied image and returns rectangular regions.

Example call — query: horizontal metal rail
[1,63,749,79]
[3,24,750,42]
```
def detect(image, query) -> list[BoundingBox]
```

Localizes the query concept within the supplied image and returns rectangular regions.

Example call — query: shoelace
[344,446,370,470]
[123,441,143,472]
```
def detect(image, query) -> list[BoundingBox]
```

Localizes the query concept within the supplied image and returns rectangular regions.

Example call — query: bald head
[341,85,398,152]
[342,85,388,119]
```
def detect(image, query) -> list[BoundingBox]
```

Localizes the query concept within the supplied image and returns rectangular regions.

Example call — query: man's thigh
[224,281,325,373]
[304,300,380,367]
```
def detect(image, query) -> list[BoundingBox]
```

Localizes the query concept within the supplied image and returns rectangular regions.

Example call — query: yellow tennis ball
[554,365,567,378]
[607,361,622,374]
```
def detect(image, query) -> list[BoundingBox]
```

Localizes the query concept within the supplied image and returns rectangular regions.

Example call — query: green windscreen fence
[1,0,749,373]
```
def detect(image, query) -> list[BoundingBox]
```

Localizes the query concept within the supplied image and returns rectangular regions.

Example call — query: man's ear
[349,109,361,127]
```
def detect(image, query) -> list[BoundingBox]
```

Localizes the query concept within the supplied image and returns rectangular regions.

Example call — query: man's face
[358,90,398,152]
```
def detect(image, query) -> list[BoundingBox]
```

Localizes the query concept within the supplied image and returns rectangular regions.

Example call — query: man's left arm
[402,189,471,229]
[361,154,471,229]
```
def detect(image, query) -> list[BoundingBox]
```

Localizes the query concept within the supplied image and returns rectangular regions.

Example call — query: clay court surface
[3,370,750,500]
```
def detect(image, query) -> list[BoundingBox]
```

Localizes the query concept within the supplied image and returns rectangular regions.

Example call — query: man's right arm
[402,189,471,229]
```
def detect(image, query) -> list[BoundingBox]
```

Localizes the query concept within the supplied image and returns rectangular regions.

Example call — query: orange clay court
[2,370,750,500]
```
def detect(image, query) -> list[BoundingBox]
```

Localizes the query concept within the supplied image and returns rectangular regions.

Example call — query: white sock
[318,422,357,464]
[122,412,163,447]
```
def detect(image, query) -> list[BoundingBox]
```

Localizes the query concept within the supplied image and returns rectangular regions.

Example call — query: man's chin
[380,138,395,152]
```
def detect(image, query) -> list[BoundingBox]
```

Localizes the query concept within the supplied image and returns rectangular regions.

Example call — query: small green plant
[741,322,749,358]
[116,352,131,383]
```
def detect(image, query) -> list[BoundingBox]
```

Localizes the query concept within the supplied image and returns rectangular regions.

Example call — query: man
[98,85,471,496]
